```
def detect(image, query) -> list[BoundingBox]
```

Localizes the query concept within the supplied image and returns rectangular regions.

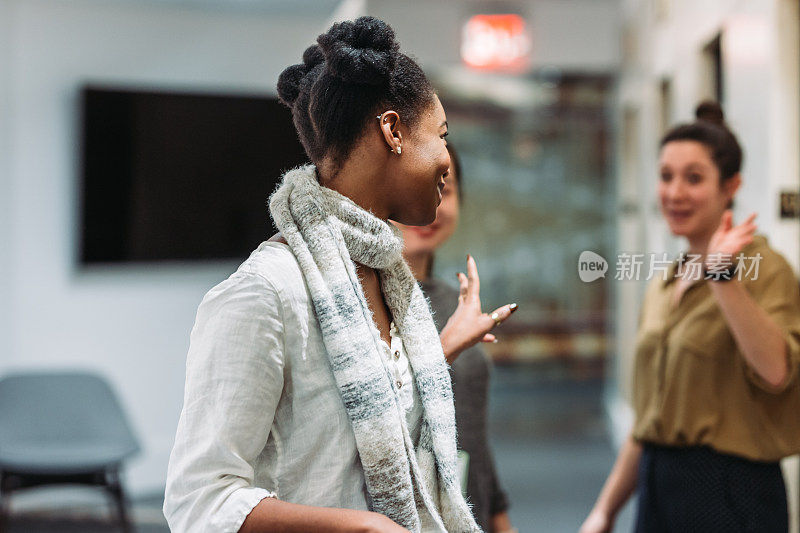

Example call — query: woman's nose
[665,178,688,200]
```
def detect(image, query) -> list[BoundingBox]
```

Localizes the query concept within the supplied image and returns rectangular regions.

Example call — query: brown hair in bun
[695,100,725,126]
[660,100,743,183]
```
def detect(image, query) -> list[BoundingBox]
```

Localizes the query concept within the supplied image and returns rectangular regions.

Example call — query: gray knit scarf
[269,165,480,533]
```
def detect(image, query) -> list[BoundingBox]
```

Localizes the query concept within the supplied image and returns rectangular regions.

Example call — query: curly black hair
[277,17,435,168]
[660,101,743,183]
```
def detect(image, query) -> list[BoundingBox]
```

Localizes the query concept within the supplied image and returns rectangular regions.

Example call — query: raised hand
[705,210,757,268]
[439,255,517,363]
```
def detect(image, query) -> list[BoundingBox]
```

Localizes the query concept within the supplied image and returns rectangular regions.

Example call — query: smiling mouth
[411,225,437,237]
[666,209,692,221]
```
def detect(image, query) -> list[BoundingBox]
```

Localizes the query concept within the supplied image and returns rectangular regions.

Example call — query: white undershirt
[379,322,423,445]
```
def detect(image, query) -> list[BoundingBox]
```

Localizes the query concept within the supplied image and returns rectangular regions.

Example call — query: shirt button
[396,380,403,389]
[394,350,400,360]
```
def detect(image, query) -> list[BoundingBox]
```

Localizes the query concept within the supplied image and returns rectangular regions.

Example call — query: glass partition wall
[432,70,615,378]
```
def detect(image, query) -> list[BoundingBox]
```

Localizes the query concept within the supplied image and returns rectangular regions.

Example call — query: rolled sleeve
[744,257,800,394]
[164,271,286,533]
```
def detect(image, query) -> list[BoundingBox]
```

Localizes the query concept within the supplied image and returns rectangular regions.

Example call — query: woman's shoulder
[238,241,303,283]
[420,276,460,324]
[421,276,460,301]
[740,235,796,287]
[202,242,307,310]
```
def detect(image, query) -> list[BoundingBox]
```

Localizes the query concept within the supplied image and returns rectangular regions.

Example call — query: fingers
[730,213,757,245]
[481,333,497,343]
[734,213,757,234]
[466,255,480,302]
[488,303,518,329]
[457,272,468,302]
[716,211,760,239]
[736,225,756,242]
[458,255,481,305]
[710,212,758,258]
[719,210,733,232]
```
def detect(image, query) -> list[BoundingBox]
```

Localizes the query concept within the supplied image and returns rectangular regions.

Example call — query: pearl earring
[396,146,402,155]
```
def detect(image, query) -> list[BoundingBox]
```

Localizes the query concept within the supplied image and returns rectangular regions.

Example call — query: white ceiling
[131,0,343,16]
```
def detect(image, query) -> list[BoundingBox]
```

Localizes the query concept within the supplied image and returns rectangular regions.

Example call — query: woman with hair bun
[581,101,800,533]
[164,16,512,533]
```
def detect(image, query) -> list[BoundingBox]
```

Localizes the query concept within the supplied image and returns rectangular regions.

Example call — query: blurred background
[1,0,799,531]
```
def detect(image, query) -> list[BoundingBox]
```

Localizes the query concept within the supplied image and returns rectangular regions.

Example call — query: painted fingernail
[510,303,518,312]
[492,339,499,343]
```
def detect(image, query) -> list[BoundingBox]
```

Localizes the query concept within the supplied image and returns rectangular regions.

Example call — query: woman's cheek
[435,213,458,241]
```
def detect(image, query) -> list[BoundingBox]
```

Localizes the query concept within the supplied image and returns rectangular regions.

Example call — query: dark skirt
[634,443,788,533]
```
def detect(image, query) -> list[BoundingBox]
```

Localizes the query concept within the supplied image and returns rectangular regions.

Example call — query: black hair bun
[302,44,325,70]
[277,45,326,107]
[317,16,400,85]
[277,64,306,107]
[695,100,725,126]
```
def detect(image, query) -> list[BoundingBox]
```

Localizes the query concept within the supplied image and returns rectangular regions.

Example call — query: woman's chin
[394,205,436,226]
[418,207,438,227]
[666,221,694,237]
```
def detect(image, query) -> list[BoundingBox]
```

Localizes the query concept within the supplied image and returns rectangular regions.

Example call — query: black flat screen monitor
[80,86,307,264]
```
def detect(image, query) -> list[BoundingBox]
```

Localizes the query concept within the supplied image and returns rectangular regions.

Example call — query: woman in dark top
[396,144,517,533]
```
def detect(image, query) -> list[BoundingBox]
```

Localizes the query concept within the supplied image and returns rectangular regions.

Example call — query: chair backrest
[0,371,139,454]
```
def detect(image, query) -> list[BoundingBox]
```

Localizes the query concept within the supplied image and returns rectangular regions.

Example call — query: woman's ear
[724,173,742,201]
[378,111,403,154]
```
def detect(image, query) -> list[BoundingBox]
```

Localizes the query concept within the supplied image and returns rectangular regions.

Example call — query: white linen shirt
[164,241,422,533]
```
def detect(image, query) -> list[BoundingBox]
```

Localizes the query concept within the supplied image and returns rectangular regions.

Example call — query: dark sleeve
[423,277,511,516]
[485,361,509,515]
[488,452,510,514]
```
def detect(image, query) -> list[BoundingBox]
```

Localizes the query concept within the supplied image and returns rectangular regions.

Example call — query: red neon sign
[461,14,532,72]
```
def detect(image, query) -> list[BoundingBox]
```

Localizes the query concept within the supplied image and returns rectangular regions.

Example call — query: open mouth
[666,208,693,223]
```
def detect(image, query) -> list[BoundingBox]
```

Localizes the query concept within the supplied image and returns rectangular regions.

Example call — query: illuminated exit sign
[460,14,532,72]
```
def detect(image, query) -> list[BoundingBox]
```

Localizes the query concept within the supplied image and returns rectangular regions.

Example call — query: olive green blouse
[632,236,800,462]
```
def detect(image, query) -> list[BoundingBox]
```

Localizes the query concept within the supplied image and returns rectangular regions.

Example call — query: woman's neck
[316,150,391,221]
[686,225,718,257]
[405,252,432,282]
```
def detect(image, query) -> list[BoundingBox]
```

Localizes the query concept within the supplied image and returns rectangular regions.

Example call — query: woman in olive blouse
[581,102,800,533]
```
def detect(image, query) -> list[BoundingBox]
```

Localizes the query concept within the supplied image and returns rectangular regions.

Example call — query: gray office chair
[0,371,140,532]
